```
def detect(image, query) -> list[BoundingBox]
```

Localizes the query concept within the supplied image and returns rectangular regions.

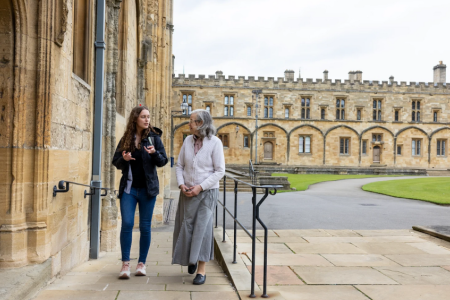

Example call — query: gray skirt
[172,188,218,266]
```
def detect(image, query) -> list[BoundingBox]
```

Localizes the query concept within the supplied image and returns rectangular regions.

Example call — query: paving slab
[375,266,450,285]
[192,291,245,300]
[351,242,427,255]
[407,242,450,254]
[385,254,450,267]
[252,253,334,266]
[275,229,331,237]
[356,285,450,300]
[259,236,308,243]
[116,291,190,300]
[246,265,304,286]
[269,286,369,300]
[236,242,293,254]
[33,290,118,300]
[304,236,424,243]
[166,283,234,292]
[321,254,400,267]
[322,230,362,237]
[286,242,366,254]
[354,230,415,236]
[292,266,398,285]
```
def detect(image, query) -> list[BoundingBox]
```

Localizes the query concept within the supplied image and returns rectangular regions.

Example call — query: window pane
[224,107,228,116]
[247,106,251,116]
[378,111,381,121]
[230,96,234,105]
[336,99,340,107]
[342,110,345,119]
[412,112,415,121]
[357,110,361,120]
[183,94,187,102]
[321,109,325,119]
[378,100,382,109]
[230,107,234,116]
[306,108,310,119]
[373,110,377,120]
[340,138,344,154]
[443,141,446,155]
[397,146,401,155]
[412,101,415,109]
[336,109,339,120]
[417,112,420,122]
[362,141,366,154]
[395,111,398,121]
[224,135,228,147]
[434,112,437,122]
[206,106,210,112]
[305,137,311,153]
[412,140,416,155]
[306,98,310,107]
[264,97,268,105]
[345,138,349,154]
[264,107,268,118]
[188,106,192,114]
[373,100,377,109]
[302,98,305,106]
[244,136,248,147]
[269,97,273,106]
[188,95,192,104]
[224,96,228,105]
[438,141,441,155]
[302,108,305,119]
[299,137,304,153]
[373,134,376,142]
[269,108,273,118]
[417,140,421,155]
[417,102,420,109]
[285,108,289,118]
[341,99,345,108]
[378,135,381,142]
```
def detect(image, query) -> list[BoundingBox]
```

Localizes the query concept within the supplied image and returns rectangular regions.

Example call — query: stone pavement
[228,228,450,300]
[31,231,239,300]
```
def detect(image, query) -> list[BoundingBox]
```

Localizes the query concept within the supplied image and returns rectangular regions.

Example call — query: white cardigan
[176,135,225,190]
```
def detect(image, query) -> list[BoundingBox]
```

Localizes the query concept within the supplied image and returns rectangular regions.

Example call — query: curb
[412,226,450,242]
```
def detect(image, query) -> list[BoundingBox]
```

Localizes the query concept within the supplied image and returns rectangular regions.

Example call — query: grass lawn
[272,173,399,192]
[362,177,450,205]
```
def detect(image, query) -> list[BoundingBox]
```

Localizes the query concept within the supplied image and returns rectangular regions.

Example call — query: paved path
[228,228,450,300]
[216,176,450,230]
[32,231,239,300]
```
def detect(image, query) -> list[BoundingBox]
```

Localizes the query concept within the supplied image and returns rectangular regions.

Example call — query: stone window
[299,136,311,154]
[264,132,275,138]
[182,93,193,115]
[397,145,402,155]
[357,109,362,120]
[412,138,422,156]
[264,96,274,118]
[340,137,350,155]
[301,97,311,119]
[73,0,91,82]
[218,134,229,147]
[433,110,439,123]
[247,106,252,116]
[362,140,368,155]
[373,99,383,121]
[412,100,421,122]
[285,107,290,119]
[336,99,346,120]
[437,139,446,156]
[224,95,234,117]
[243,135,250,148]
[372,134,382,142]
[394,110,400,121]
[321,108,326,120]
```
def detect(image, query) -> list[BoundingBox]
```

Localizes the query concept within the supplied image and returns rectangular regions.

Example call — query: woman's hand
[122,151,135,161]
[185,185,203,197]
[180,184,191,197]
[144,146,156,155]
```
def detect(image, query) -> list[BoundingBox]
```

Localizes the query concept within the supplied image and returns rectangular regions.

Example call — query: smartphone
[148,138,154,147]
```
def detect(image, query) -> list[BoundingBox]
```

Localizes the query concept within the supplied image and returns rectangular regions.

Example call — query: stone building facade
[172,64,450,170]
[0,0,174,278]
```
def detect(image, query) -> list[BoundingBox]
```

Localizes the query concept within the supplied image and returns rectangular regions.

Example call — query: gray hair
[191,109,216,139]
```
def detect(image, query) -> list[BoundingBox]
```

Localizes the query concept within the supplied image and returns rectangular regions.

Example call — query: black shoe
[193,274,206,285]
[188,262,197,275]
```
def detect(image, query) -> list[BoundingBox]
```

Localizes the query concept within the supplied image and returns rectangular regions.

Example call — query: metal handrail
[53,180,117,198]
[216,173,281,298]
[249,159,259,185]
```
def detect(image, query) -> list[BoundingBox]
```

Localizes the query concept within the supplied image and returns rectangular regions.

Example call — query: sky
[173,0,450,83]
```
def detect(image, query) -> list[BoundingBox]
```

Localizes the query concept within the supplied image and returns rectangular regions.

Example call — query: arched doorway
[373,146,381,163]
[264,142,273,160]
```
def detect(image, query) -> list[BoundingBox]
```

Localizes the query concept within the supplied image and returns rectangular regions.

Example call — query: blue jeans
[120,187,157,263]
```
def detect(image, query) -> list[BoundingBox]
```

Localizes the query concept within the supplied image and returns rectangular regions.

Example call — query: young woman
[112,105,168,279]
[172,109,225,285]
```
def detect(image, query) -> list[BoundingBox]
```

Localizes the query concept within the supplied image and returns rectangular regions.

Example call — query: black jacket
[112,127,168,199]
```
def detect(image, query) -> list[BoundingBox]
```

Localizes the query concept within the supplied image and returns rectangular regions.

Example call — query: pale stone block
[407,242,450,255]
[253,254,333,267]
[293,266,398,285]
[236,242,293,255]
[286,242,366,254]
[376,266,450,285]
[386,254,450,267]
[270,285,369,300]
[322,254,400,267]
[352,242,427,255]
[247,265,304,286]
[322,230,361,237]
[356,285,450,300]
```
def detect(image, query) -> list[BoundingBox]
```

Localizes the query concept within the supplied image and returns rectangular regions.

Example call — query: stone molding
[0,222,47,232]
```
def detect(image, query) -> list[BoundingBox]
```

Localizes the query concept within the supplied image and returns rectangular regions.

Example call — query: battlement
[172,73,450,92]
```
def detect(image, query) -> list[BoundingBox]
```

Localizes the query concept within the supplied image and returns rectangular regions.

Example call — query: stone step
[427,170,450,176]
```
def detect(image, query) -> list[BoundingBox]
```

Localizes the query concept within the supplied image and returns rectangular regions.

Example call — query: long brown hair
[120,106,156,152]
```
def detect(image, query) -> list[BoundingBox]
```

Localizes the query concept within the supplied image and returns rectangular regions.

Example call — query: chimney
[389,75,394,84]
[433,61,446,83]
[348,71,355,82]
[215,70,223,79]
[323,70,328,80]
[355,70,362,82]
[284,69,295,81]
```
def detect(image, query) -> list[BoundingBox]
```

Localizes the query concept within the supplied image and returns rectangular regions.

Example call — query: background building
[0,0,174,278]
[172,63,450,170]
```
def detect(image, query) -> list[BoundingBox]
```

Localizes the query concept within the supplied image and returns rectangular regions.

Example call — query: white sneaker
[136,262,146,276]
[119,262,131,279]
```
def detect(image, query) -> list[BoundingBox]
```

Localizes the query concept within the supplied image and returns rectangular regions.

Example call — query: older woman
[172,109,225,285]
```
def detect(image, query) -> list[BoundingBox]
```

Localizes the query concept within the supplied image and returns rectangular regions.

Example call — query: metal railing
[53,180,117,198]
[216,174,281,298]
[249,159,259,185]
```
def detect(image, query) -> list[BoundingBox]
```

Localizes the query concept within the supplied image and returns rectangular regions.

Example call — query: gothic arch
[216,122,252,134]
[287,124,324,161]
[324,124,360,138]
[361,125,394,137]
[253,123,288,136]
[395,126,429,138]
[430,127,450,138]
[173,121,189,134]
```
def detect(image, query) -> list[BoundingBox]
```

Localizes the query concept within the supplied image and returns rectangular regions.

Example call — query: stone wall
[172,72,450,170]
